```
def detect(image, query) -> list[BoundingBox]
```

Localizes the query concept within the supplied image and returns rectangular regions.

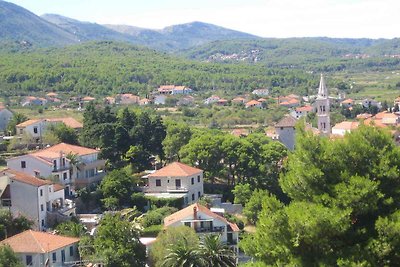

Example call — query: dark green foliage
[146,196,184,209]
[0,245,23,267]
[242,125,400,265]
[94,213,146,267]
[140,207,178,227]
[0,211,33,240]
[47,123,78,145]
[6,113,27,135]
[0,41,313,97]
[100,169,134,210]
[131,192,148,212]
[55,220,86,237]
[142,224,163,237]
[80,105,166,170]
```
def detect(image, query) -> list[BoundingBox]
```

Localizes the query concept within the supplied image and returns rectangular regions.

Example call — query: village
[0,73,399,266]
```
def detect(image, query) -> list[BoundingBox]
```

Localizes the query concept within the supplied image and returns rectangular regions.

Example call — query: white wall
[147,172,204,204]
[18,243,79,267]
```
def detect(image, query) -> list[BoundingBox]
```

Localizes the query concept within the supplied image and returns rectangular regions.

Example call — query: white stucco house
[6,143,105,195]
[0,106,13,133]
[164,203,240,253]
[0,230,79,267]
[0,169,74,231]
[16,118,83,143]
[143,162,204,206]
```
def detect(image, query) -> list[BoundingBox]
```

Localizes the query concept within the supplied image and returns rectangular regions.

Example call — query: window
[33,127,38,134]
[191,177,194,185]
[52,252,57,262]
[40,189,43,196]
[41,219,45,227]
[62,158,66,166]
[192,194,195,201]
[198,192,201,198]
[19,129,23,135]
[41,204,44,212]
[156,179,161,187]
[34,171,40,177]
[184,222,191,227]
[197,176,200,183]
[70,246,74,256]
[21,161,26,168]
[63,172,68,180]
[26,255,33,266]
[53,160,57,170]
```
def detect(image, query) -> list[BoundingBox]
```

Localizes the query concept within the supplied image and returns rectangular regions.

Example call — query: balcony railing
[52,166,70,173]
[166,186,188,192]
[195,226,225,233]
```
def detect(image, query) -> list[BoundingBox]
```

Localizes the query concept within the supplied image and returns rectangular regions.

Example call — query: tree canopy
[241,125,400,266]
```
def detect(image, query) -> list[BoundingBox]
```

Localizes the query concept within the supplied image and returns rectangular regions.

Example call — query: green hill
[0,1,78,48]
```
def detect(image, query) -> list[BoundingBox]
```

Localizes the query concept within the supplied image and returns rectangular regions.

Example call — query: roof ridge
[29,230,47,253]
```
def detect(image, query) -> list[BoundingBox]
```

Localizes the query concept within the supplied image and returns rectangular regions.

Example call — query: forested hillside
[0,41,315,96]
[181,38,400,69]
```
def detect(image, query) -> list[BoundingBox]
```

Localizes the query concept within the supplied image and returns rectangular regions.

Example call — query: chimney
[193,206,198,230]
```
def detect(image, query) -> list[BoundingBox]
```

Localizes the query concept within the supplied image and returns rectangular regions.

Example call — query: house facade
[0,169,74,230]
[0,106,13,132]
[6,143,105,194]
[164,203,240,252]
[144,162,204,206]
[1,230,79,267]
[290,105,313,119]
[16,118,83,143]
[21,97,47,107]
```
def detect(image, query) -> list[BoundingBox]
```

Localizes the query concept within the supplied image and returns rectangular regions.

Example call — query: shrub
[145,196,184,209]
[141,207,178,227]
[142,224,163,237]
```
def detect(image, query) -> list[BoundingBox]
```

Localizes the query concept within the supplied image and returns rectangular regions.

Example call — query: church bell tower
[316,74,331,135]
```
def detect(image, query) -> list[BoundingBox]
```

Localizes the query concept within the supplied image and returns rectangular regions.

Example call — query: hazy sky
[5,0,400,38]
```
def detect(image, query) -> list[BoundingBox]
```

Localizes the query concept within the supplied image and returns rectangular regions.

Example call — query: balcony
[166,186,188,192]
[195,226,225,233]
[52,166,70,173]
[74,172,106,188]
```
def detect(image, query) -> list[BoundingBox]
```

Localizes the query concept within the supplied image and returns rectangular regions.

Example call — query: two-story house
[1,230,80,267]
[0,169,74,230]
[16,117,83,143]
[164,203,240,253]
[144,162,204,206]
[6,143,105,195]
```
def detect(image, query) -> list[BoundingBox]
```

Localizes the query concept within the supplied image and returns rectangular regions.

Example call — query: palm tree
[162,237,205,267]
[199,235,236,267]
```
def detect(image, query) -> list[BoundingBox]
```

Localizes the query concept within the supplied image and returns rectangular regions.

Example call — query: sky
[5,0,400,38]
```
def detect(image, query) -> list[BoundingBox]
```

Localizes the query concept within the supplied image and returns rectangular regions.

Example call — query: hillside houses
[1,230,80,266]
[6,143,105,195]
[21,96,47,107]
[157,85,193,95]
[142,162,204,207]
[16,117,83,143]
[164,203,240,252]
[0,169,74,231]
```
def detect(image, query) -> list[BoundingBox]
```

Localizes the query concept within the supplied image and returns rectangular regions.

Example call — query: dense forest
[0,41,316,96]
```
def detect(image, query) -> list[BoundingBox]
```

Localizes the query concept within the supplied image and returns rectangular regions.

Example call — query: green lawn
[11,107,83,121]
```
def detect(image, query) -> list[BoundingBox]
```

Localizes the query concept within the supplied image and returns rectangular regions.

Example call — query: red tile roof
[0,230,79,253]
[1,169,52,187]
[332,121,359,131]
[32,143,99,159]
[148,162,202,177]
[296,105,313,112]
[164,203,239,232]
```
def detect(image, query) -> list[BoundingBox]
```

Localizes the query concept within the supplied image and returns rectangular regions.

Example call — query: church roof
[275,116,297,128]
